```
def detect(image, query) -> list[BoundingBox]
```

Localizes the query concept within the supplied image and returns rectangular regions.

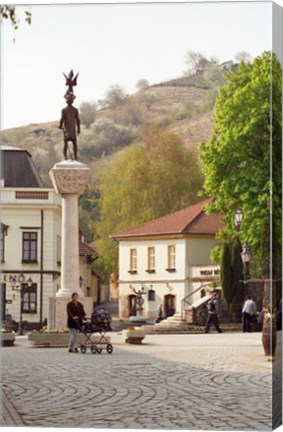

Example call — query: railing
[15,191,49,200]
[181,282,213,320]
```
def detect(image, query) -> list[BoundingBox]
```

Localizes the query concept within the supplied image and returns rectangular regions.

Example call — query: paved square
[1,332,279,430]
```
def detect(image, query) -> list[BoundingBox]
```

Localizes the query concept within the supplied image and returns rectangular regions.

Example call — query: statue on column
[59,70,81,161]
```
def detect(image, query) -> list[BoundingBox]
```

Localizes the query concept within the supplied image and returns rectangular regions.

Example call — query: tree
[1,5,31,30]
[203,62,226,88]
[104,85,126,107]
[220,238,243,320]
[136,79,149,92]
[79,101,96,128]
[234,51,251,64]
[230,237,244,320]
[185,50,209,74]
[200,52,282,276]
[94,125,204,280]
[142,93,156,110]
[79,118,134,159]
[220,242,233,311]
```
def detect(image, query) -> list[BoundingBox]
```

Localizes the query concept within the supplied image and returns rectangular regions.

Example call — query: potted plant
[1,328,16,346]
[122,326,145,344]
[262,305,276,357]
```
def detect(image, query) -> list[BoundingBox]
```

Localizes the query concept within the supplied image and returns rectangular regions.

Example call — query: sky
[0,0,281,130]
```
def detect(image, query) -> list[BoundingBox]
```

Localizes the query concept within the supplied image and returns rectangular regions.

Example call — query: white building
[0,146,99,330]
[112,198,222,320]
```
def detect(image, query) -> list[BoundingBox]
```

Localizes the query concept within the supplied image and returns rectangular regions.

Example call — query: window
[166,245,176,272]
[129,248,137,274]
[57,235,61,264]
[0,229,5,263]
[0,224,8,263]
[147,247,155,273]
[22,232,38,262]
[148,288,155,301]
[22,284,37,313]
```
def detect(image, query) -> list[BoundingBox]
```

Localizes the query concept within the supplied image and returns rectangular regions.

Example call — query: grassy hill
[1,73,215,186]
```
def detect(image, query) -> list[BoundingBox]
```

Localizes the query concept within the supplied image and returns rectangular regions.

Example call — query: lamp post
[234,209,251,283]
[241,242,251,283]
[234,209,243,233]
[11,274,33,335]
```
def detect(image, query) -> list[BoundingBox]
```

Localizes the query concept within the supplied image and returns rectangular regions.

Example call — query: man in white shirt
[242,296,257,332]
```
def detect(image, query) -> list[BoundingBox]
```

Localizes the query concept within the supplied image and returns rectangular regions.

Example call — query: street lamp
[241,242,251,282]
[11,274,33,335]
[234,209,243,232]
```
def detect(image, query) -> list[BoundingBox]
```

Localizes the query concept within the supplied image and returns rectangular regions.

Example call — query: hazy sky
[0,0,277,130]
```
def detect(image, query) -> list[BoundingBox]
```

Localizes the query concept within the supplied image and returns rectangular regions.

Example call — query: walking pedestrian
[242,296,257,332]
[67,292,88,353]
[204,291,223,333]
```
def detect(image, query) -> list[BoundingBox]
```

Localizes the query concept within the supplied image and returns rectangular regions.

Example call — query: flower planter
[262,322,276,357]
[122,328,145,344]
[28,332,110,347]
[1,332,16,346]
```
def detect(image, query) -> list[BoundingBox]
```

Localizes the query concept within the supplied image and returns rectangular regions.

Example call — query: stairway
[144,313,191,334]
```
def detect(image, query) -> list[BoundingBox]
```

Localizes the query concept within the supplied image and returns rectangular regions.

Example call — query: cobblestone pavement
[0,332,277,430]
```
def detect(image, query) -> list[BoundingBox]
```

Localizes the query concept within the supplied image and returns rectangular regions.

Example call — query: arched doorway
[164,294,175,318]
[128,294,136,317]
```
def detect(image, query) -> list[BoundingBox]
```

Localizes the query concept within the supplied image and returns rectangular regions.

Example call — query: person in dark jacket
[67,292,88,353]
[204,291,223,333]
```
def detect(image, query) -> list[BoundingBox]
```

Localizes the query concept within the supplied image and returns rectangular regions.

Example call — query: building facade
[0,146,99,330]
[112,199,222,320]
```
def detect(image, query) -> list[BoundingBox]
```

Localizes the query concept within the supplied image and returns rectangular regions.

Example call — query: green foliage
[99,85,126,108]
[142,92,156,110]
[1,5,31,30]
[203,62,226,88]
[230,237,244,318]
[210,244,222,263]
[80,119,134,159]
[79,184,101,243]
[220,238,243,318]
[234,51,251,63]
[94,125,204,281]
[220,242,233,311]
[136,79,149,92]
[200,51,282,275]
[79,102,96,128]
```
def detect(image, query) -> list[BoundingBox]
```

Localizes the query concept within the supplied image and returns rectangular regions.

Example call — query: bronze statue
[63,70,79,94]
[59,70,81,160]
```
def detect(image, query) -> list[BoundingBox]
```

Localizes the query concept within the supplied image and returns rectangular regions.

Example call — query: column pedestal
[49,159,92,329]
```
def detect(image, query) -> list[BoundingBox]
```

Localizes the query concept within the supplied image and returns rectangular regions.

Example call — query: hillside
[1,73,215,185]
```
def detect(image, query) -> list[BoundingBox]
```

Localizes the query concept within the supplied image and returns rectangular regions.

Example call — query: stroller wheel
[91,344,97,354]
[97,347,102,354]
[106,344,113,354]
[80,345,87,354]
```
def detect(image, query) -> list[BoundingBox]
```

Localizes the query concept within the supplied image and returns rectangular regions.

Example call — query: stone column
[49,160,93,329]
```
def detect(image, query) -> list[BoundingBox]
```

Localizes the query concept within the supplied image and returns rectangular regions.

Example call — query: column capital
[49,160,91,195]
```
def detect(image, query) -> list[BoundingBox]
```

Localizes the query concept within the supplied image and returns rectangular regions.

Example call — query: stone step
[143,323,243,334]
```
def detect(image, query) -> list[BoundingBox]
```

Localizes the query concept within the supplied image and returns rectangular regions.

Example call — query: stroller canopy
[91,307,112,331]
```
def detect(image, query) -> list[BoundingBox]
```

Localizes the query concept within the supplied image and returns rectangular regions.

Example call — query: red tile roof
[112,198,223,239]
[79,241,96,256]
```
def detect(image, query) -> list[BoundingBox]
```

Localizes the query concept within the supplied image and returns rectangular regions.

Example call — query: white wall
[1,188,61,327]
[118,236,220,319]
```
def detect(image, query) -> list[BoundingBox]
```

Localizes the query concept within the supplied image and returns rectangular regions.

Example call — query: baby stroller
[79,307,113,354]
